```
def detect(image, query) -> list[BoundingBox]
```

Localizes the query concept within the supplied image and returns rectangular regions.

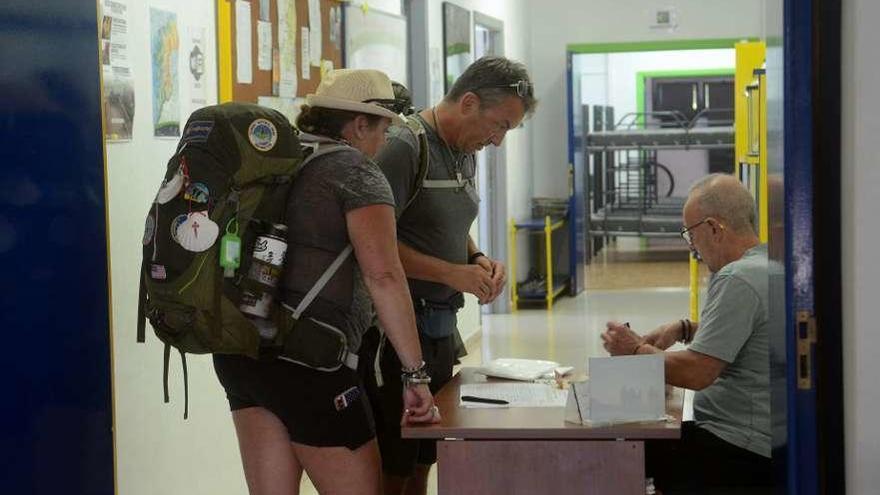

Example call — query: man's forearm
[467,235,481,258]
[634,346,723,390]
[397,241,456,285]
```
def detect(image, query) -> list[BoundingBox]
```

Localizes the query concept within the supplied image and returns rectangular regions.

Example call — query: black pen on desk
[461,395,509,405]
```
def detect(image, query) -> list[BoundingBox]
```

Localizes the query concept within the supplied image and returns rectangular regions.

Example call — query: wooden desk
[402,368,683,495]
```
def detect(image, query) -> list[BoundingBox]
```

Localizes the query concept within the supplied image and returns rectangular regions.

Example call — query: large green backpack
[137,102,351,417]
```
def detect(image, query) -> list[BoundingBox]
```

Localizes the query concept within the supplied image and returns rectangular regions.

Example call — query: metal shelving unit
[585,108,735,240]
[509,216,568,310]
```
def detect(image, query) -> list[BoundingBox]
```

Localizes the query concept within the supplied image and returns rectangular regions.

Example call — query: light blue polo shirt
[690,244,771,458]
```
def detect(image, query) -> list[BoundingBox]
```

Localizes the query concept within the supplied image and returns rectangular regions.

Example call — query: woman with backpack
[213,69,439,494]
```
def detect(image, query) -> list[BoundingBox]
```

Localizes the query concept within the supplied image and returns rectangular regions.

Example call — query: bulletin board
[216,0,344,103]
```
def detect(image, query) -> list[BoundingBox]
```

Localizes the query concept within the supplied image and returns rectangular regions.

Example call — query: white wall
[604,49,734,118]
[527,0,764,198]
[425,0,531,334]
[842,0,880,491]
[103,2,242,495]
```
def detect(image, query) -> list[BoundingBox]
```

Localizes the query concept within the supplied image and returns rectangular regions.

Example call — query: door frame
[472,11,508,314]
[782,0,844,493]
[565,39,746,293]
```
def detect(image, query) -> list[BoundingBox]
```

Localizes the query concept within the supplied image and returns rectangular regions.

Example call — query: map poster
[100,0,134,141]
[150,8,181,138]
[188,26,207,110]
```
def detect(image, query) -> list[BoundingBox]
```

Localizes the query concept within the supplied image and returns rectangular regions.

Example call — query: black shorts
[646,421,773,493]
[359,325,455,477]
[212,353,375,450]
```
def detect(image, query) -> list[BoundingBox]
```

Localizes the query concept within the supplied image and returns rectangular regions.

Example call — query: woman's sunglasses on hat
[364,98,415,116]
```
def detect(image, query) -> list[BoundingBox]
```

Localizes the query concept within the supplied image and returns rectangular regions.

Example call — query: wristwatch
[468,251,487,264]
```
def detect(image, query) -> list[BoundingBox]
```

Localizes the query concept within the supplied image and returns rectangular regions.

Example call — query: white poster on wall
[259,0,271,21]
[188,26,207,110]
[277,0,298,97]
[307,0,322,66]
[257,20,272,71]
[235,0,253,84]
[101,0,135,142]
[301,27,311,80]
[329,5,342,51]
[150,7,180,137]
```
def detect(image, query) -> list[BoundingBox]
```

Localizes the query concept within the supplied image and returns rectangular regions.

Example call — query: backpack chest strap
[421,178,473,189]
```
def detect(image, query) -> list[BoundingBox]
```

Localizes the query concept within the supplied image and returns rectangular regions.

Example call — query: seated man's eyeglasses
[680,219,710,244]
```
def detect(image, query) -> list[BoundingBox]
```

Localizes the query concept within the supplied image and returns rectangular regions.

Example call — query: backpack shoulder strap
[300,143,353,168]
[290,244,354,320]
[137,261,147,343]
[280,141,357,320]
[398,115,430,217]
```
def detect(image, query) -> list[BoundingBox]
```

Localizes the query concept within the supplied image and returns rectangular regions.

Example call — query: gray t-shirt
[375,115,479,303]
[281,147,395,353]
[690,243,770,457]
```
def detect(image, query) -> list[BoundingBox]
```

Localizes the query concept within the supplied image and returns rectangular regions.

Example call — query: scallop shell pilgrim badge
[175,211,219,252]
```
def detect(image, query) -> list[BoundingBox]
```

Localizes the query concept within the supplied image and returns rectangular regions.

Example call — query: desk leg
[437,440,644,495]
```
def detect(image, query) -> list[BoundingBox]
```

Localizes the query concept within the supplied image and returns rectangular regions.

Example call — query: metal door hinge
[797,311,817,390]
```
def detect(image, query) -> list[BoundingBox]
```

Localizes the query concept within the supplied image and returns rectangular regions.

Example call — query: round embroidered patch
[170,214,189,243]
[248,118,278,152]
[184,182,210,203]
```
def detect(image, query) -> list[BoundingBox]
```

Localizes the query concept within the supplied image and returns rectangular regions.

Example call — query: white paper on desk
[564,380,591,424]
[588,354,666,424]
[475,358,560,381]
[235,0,253,84]
[459,383,568,408]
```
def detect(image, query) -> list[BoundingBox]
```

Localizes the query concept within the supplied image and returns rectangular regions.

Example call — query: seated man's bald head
[686,174,757,235]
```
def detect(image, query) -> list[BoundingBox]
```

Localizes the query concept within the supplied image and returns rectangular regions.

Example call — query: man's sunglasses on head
[493,80,533,98]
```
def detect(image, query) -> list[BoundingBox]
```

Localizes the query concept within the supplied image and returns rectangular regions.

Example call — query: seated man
[601,173,772,493]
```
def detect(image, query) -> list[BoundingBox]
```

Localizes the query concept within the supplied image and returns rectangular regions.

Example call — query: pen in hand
[461,395,509,405]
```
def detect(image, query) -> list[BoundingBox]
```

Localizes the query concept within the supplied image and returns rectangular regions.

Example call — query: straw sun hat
[306,69,404,125]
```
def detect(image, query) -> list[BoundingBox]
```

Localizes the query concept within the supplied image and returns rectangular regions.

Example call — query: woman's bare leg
[232,407,303,495]
[293,438,382,495]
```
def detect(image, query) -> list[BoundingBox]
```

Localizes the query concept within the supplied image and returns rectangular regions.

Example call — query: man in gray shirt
[359,57,537,495]
[601,174,772,492]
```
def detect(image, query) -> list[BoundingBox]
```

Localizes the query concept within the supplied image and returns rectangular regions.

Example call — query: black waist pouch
[274,312,351,372]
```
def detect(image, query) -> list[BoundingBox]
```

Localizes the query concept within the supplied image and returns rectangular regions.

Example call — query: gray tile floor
[301,286,693,494]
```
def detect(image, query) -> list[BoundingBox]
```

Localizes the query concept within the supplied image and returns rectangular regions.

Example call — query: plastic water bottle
[239,223,288,339]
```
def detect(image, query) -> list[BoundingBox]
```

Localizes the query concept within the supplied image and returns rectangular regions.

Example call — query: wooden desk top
[402,368,683,441]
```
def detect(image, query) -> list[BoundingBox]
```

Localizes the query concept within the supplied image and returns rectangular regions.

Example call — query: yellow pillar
[509,218,518,311]
[216,0,233,103]
[689,254,700,321]
[545,215,553,310]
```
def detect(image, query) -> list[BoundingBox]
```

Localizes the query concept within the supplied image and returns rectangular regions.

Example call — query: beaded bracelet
[401,361,432,387]
[678,319,694,344]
